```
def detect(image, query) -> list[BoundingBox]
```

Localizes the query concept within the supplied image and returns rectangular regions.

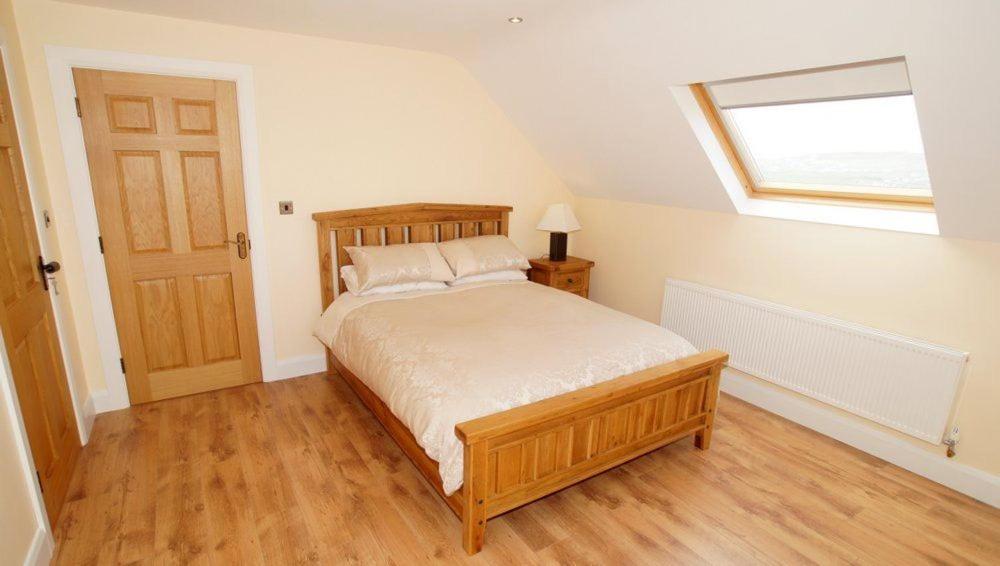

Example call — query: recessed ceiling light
[508,16,523,24]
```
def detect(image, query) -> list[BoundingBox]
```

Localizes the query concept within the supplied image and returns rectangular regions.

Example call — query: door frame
[45,46,278,411]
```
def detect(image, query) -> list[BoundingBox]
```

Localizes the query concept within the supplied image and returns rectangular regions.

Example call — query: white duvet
[313,281,697,494]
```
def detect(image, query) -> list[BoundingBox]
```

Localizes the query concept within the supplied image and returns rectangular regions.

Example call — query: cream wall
[573,196,1000,475]
[9,0,573,394]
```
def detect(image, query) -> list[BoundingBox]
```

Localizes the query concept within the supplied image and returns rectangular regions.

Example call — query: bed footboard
[454,349,727,554]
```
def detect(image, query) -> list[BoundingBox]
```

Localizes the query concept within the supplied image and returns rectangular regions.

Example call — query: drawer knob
[567,278,575,283]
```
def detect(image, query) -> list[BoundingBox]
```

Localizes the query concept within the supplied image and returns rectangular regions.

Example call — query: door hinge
[36,470,43,492]
[120,357,126,373]
[98,235,104,254]
[75,97,82,118]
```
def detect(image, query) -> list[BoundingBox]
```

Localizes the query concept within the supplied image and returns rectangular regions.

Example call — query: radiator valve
[943,426,960,458]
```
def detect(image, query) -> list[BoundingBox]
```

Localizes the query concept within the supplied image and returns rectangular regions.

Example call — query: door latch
[224,232,249,260]
[37,256,61,291]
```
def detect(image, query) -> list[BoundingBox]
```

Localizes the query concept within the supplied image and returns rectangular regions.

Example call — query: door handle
[224,232,249,260]
[37,257,61,291]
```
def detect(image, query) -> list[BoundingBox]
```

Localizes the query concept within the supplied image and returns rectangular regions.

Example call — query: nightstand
[528,256,595,298]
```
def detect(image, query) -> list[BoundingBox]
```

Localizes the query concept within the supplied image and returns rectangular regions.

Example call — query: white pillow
[344,242,454,292]
[436,235,530,279]
[341,265,447,296]
[448,269,527,287]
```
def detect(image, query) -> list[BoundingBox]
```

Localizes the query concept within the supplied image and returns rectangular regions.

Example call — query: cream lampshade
[536,203,581,261]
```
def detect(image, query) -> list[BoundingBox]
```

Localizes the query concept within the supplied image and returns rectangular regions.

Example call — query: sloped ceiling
[60,0,1000,241]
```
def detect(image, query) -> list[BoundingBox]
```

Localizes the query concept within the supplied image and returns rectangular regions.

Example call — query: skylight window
[693,58,933,208]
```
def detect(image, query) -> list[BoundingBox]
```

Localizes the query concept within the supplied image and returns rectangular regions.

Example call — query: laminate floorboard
[52,373,1000,565]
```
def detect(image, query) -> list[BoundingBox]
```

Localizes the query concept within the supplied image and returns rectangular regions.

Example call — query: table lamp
[536,203,581,261]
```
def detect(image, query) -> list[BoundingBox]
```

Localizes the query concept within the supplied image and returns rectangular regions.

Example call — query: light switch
[279,201,294,215]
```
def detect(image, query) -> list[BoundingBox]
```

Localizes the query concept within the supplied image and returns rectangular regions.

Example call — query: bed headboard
[313,203,513,310]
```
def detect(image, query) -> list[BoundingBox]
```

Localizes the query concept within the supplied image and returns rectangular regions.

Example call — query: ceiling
[61,0,1000,242]
[55,0,586,55]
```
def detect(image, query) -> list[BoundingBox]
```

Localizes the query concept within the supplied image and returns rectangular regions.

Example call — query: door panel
[74,68,261,403]
[134,277,187,371]
[116,150,171,253]
[106,95,156,133]
[180,151,228,249]
[0,53,80,525]
[0,148,38,294]
[194,273,240,363]
[174,98,216,134]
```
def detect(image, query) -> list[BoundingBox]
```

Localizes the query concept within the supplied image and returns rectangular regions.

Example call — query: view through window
[723,95,930,199]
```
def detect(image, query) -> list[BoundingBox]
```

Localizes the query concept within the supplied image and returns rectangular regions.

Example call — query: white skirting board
[89,388,124,414]
[79,393,96,445]
[723,369,999,508]
[270,354,326,382]
[24,528,54,566]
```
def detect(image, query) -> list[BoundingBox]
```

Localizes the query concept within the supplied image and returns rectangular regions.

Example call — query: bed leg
[695,361,723,450]
[694,427,713,450]
[462,441,488,555]
[326,351,336,377]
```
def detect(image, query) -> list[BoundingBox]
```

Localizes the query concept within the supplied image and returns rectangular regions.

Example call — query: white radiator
[661,279,967,444]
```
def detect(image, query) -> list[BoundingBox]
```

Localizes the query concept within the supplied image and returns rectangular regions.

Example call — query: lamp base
[548,232,568,261]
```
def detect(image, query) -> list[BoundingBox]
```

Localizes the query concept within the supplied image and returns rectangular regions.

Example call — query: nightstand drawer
[528,256,594,299]
[553,270,587,291]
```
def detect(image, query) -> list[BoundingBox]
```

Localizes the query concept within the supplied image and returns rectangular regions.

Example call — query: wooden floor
[53,373,1000,565]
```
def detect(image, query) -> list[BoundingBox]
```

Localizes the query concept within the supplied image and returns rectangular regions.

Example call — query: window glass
[723,95,931,198]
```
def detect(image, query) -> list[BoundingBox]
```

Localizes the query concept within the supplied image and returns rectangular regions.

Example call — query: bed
[313,203,728,554]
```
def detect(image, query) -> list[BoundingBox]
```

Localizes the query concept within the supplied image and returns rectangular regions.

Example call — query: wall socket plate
[279,201,294,215]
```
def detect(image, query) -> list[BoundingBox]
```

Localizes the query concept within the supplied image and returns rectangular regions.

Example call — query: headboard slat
[410,224,435,243]
[335,228,357,294]
[460,222,478,238]
[361,227,382,246]
[313,203,512,310]
[440,224,457,241]
[386,226,405,245]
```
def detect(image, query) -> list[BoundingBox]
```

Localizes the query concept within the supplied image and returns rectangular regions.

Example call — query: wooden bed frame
[313,203,728,554]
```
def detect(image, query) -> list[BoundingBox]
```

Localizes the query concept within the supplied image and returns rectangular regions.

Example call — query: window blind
[707,58,911,109]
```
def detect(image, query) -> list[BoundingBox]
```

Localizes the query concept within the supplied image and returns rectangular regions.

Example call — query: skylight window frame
[690,83,934,210]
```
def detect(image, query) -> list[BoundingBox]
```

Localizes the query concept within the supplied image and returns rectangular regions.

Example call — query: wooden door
[0,54,80,524]
[74,69,261,404]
